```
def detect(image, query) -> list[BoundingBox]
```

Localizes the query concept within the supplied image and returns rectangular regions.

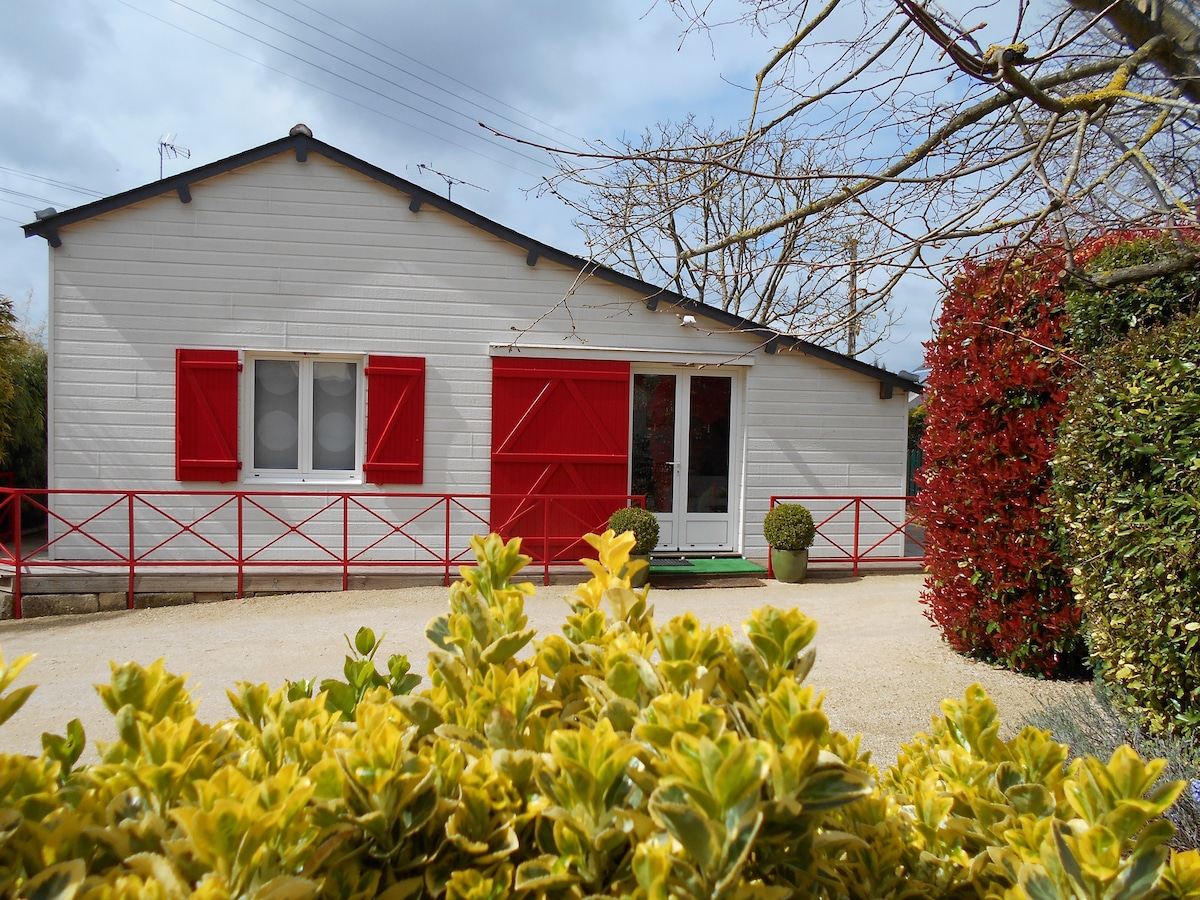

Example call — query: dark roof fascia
[23,133,921,395]
[21,136,299,239]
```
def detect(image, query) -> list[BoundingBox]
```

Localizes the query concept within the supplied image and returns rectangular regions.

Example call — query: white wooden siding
[47,152,909,562]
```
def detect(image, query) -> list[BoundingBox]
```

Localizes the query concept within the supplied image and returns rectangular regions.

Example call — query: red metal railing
[0,488,643,619]
[768,495,925,577]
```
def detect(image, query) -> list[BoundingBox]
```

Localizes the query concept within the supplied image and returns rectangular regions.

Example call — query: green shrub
[762,502,815,550]
[1065,233,1200,354]
[916,246,1083,677]
[1023,685,1200,851]
[1054,310,1200,736]
[1,529,1198,899]
[851,686,1195,898]
[607,505,659,555]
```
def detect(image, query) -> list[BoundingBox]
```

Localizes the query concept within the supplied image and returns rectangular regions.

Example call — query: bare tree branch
[511,0,1200,358]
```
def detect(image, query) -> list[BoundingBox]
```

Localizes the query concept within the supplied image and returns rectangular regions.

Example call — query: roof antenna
[414,163,488,202]
[158,133,191,179]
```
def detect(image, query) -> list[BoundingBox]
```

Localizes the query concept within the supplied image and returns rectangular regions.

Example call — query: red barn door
[491,357,630,560]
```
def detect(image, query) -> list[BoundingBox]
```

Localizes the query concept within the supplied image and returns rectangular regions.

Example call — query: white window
[246,354,363,482]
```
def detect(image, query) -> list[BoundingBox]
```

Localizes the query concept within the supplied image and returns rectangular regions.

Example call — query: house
[22,125,919,572]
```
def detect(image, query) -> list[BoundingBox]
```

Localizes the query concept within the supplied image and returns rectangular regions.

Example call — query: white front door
[630,370,737,552]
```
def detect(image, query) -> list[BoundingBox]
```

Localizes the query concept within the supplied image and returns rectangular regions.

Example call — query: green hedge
[1054,311,1200,735]
[0,295,46,488]
[1065,234,1200,354]
[1,530,1197,898]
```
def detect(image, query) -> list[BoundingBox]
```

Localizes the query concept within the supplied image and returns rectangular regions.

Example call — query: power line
[0,1,592,230]
[262,0,586,150]
[0,167,105,198]
[115,0,548,180]
[0,194,41,211]
[0,186,62,207]
[154,0,554,175]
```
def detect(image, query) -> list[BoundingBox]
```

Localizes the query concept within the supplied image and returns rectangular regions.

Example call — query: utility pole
[847,237,859,357]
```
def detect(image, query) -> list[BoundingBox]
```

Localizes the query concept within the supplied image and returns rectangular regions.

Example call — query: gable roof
[23,127,921,396]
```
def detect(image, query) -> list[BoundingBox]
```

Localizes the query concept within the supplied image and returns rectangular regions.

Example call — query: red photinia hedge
[916,243,1084,676]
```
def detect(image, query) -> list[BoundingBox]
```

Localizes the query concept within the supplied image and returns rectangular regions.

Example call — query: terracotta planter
[770,548,809,583]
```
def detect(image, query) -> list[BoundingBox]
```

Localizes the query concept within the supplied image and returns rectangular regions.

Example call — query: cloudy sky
[1,0,950,371]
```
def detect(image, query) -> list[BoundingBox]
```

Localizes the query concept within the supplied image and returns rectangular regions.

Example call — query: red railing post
[236,493,245,598]
[766,496,776,580]
[127,493,136,609]
[443,496,451,587]
[12,489,22,620]
[342,495,349,592]
[852,498,862,578]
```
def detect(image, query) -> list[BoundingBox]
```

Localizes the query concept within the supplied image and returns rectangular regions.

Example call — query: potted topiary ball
[608,506,660,588]
[762,503,815,583]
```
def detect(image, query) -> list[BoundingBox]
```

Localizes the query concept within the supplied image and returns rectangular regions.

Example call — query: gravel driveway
[0,572,1090,766]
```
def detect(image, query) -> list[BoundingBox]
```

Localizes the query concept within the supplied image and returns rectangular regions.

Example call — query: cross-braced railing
[768,495,925,577]
[0,488,642,618]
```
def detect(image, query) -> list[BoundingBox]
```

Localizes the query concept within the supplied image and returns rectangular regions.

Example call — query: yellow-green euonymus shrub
[0,530,1196,899]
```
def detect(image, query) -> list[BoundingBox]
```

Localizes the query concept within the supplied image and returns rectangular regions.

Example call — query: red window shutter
[364,355,426,484]
[176,349,241,482]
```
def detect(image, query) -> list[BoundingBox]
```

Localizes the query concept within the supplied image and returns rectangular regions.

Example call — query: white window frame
[243,352,366,484]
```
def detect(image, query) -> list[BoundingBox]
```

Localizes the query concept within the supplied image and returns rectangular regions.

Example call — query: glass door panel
[631,370,737,553]
[687,376,731,514]
[631,374,676,513]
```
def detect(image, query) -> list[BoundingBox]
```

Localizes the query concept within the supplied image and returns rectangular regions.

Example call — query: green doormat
[649,557,768,576]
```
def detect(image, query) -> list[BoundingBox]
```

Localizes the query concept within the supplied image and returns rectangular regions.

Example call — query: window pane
[312,361,358,470]
[254,360,299,470]
[687,376,730,513]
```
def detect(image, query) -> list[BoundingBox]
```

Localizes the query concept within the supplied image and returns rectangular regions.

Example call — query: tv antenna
[414,164,488,202]
[158,133,191,179]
